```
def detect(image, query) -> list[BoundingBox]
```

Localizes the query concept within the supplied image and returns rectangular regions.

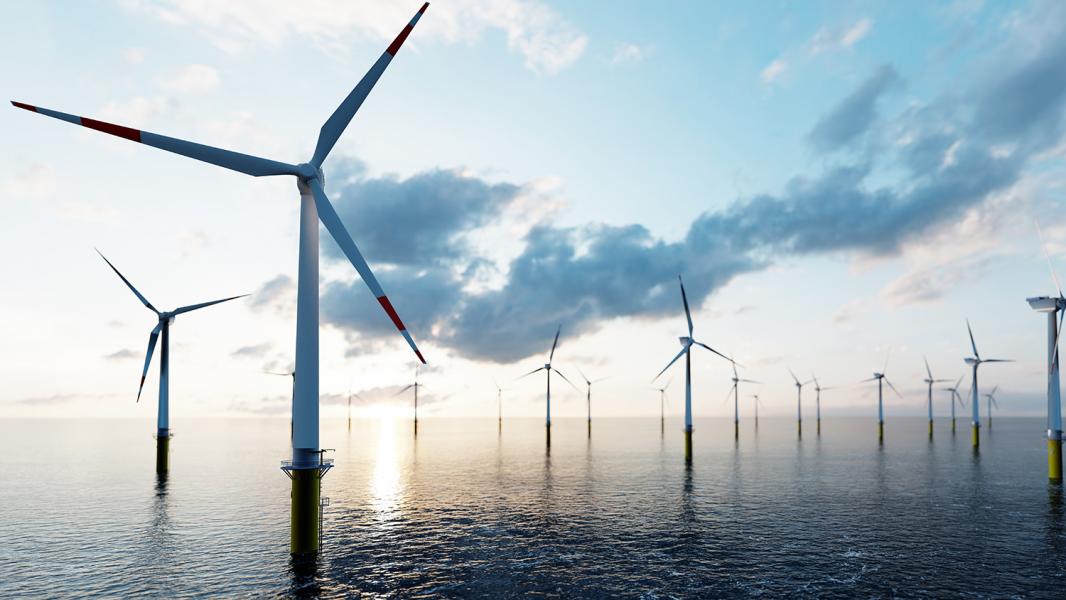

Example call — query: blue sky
[2,0,1065,422]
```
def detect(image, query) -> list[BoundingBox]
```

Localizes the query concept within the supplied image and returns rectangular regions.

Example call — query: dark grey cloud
[249,275,294,311]
[278,10,1066,364]
[807,64,901,152]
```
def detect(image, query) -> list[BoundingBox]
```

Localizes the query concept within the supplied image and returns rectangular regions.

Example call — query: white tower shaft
[292,184,320,467]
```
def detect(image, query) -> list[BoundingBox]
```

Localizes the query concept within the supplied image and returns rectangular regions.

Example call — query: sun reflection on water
[370,418,403,521]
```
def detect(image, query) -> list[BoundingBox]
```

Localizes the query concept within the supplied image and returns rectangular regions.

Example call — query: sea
[1,415,1064,598]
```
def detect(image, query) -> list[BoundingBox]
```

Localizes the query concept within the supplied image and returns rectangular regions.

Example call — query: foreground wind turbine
[789,369,813,438]
[1028,225,1066,481]
[811,374,834,435]
[943,375,966,434]
[652,275,733,458]
[654,379,672,435]
[729,362,760,439]
[15,3,431,555]
[519,325,578,446]
[98,250,245,474]
[861,353,901,444]
[576,368,609,437]
[394,366,424,436]
[922,357,951,439]
[965,319,1012,449]
[984,385,1000,429]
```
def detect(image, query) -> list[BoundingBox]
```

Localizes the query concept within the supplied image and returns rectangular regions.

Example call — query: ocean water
[1,415,1064,598]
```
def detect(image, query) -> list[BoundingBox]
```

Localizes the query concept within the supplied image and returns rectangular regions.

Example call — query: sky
[2,0,1066,423]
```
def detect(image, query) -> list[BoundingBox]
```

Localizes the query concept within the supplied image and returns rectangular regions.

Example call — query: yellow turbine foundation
[684,430,693,460]
[290,469,321,555]
[972,424,980,448]
[817,419,821,436]
[928,420,934,439]
[878,422,884,444]
[734,422,739,440]
[1050,439,1063,482]
[797,421,802,439]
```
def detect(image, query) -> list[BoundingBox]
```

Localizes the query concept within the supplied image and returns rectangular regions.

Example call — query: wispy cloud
[105,349,138,361]
[761,58,787,83]
[612,42,647,65]
[157,64,220,94]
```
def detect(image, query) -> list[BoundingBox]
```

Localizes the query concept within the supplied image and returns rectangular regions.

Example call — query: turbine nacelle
[1027,296,1065,313]
[295,163,324,183]
[964,358,979,366]
[543,363,551,370]
[873,372,884,379]
[678,336,692,347]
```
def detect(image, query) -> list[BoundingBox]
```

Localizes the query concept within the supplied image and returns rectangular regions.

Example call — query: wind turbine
[654,379,672,435]
[346,389,363,432]
[984,385,1000,430]
[811,374,835,436]
[789,369,813,438]
[519,325,578,446]
[965,319,1012,449]
[729,362,760,439]
[576,367,609,437]
[394,366,424,436]
[750,394,762,431]
[861,353,901,444]
[493,379,506,433]
[943,375,966,434]
[922,357,951,439]
[1028,224,1066,481]
[15,3,432,555]
[652,275,734,458]
[98,250,245,474]
[266,368,296,440]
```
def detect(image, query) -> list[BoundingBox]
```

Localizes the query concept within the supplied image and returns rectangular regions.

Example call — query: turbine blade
[173,294,248,315]
[575,365,589,385]
[982,359,1014,363]
[860,377,878,383]
[309,178,424,363]
[517,367,546,380]
[992,396,1000,409]
[693,341,733,363]
[549,324,561,362]
[966,319,980,359]
[1036,220,1065,297]
[679,275,694,337]
[12,102,301,177]
[924,356,933,380]
[653,347,688,382]
[883,349,892,374]
[137,323,162,402]
[789,368,800,385]
[885,378,903,398]
[96,249,157,314]
[989,385,999,397]
[310,3,429,167]
[393,384,414,397]
[552,368,580,392]
[740,379,762,384]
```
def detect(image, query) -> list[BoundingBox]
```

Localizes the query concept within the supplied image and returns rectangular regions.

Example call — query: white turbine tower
[789,369,814,438]
[1028,225,1066,481]
[729,362,760,439]
[861,353,901,444]
[922,357,951,439]
[14,3,432,555]
[576,368,609,437]
[98,250,245,474]
[654,379,672,435]
[652,275,734,459]
[984,385,1001,430]
[943,375,966,434]
[519,325,578,446]
[811,374,835,436]
[965,319,1012,449]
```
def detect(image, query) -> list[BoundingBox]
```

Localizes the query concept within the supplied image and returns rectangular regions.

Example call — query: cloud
[249,274,295,315]
[840,19,873,48]
[158,64,220,94]
[882,255,1000,307]
[3,164,56,200]
[123,47,147,64]
[126,0,586,74]
[612,43,646,65]
[276,3,1066,364]
[810,18,874,55]
[807,64,901,152]
[105,349,138,360]
[231,342,273,358]
[11,393,81,406]
[761,58,787,83]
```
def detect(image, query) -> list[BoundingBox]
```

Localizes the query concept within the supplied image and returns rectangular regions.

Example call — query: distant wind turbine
[789,369,814,438]
[984,385,1000,430]
[729,362,760,439]
[861,352,901,444]
[97,250,246,474]
[576,367,609,437]
[394,366,424,436]
[519,325,578,445]
[493,379,507,433]
[654,378,672,435]
[750,394,762,431]
[652,275,734,458]
[811,374,835,436]
[922,357,951,439]
[346,389,363,432]
[943,375,966,434]
[1028,223,1066,481]
[15,3,431,555]
[965,319,1012,449]
[266,368,296,441]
